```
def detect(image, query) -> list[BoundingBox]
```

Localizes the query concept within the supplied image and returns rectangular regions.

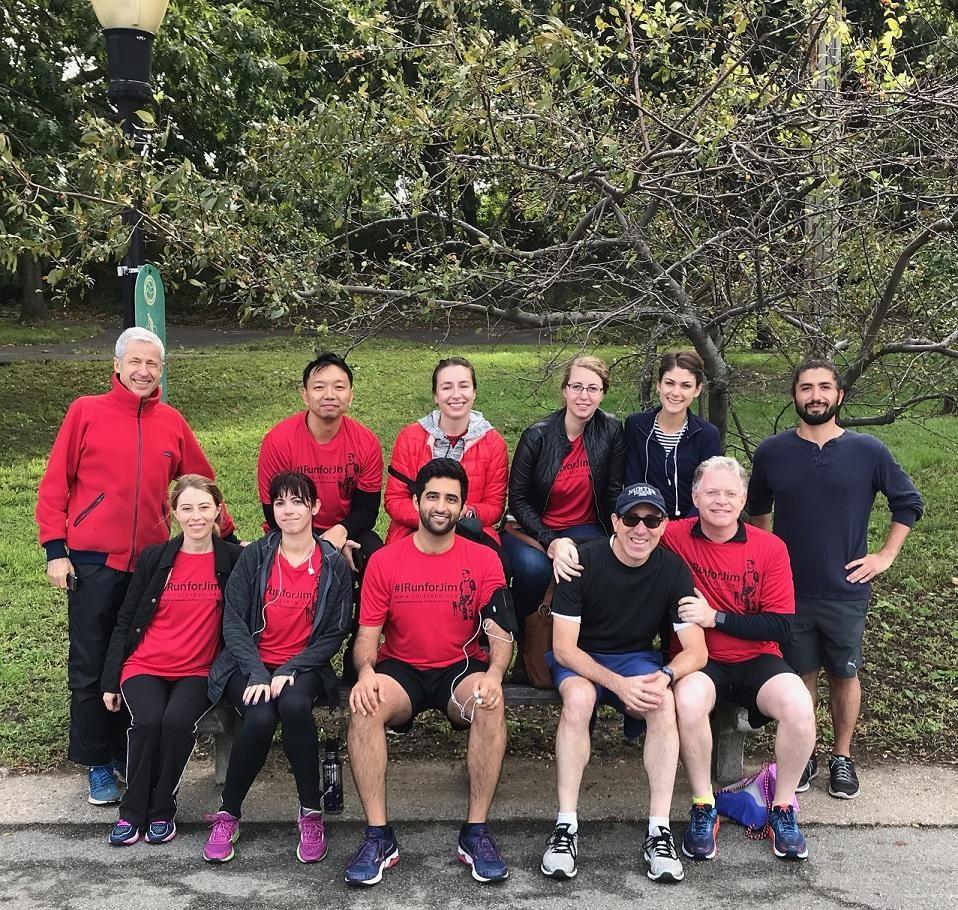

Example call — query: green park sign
[134,264,168,400]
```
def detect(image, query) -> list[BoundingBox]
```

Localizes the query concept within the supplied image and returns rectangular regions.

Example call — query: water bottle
[322,738,344,813]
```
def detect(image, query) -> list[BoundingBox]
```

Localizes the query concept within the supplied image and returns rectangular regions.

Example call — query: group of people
[35,327,923,885]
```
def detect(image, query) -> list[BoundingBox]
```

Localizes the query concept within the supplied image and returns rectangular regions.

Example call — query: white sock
[556,812,578,833]
[649,816,670,836]
[301,807,322,816]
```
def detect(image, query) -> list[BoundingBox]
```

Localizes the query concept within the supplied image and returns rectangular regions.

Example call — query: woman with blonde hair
[503,356,625,676]
[101,475,242,846]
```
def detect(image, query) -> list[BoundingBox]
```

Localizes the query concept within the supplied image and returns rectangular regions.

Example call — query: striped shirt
[653,418,686,454]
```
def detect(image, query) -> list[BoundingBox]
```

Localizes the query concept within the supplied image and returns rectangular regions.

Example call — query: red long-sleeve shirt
[36,375,235,572]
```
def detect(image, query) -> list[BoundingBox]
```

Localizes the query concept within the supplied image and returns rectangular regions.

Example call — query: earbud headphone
[307,552,315,575]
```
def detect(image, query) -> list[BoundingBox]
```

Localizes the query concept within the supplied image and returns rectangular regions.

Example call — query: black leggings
[119,674,210,827]
[220,669,326,817]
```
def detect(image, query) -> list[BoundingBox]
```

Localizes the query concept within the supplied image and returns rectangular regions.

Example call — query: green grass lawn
[1,337,955,768]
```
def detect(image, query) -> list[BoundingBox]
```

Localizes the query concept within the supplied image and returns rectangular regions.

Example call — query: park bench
[197,685,757,785]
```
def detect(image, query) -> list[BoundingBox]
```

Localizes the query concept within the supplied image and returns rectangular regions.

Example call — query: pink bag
[715,763,799,837]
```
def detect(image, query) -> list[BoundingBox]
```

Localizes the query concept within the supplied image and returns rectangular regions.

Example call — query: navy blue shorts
[545,649,664,740]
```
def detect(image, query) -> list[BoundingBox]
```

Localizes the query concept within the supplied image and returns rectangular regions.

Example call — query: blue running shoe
[88,765,121,805]
[768,806,808,860]
[345,827,400,886]
[457,824,509,882]
[682,804,719,860]
[108,819,140,846]
[145,820,177,844]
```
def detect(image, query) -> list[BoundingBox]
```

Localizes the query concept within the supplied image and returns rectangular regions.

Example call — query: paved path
[0,820,953,910]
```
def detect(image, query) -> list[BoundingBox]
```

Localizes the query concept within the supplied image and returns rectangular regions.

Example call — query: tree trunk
[18,253,48,324]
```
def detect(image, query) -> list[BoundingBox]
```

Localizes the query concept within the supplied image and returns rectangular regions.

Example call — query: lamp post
[89,0,169,328]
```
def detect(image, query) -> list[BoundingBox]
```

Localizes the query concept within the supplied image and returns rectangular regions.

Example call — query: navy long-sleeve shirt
[747,429,923,600]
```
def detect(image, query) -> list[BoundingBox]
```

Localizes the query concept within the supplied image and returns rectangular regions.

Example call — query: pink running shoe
[297,810,328,863]
[203,811,239,863]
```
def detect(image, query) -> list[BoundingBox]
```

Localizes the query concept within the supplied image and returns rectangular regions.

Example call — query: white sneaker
[541,823,578,879]
[643,827,684,883]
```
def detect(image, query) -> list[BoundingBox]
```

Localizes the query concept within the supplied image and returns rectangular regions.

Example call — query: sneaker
[796,753,818,793]
[681,804,719,860]
[145,820,176,844]
[828,754,860,799]
[112,759,127,786]
[297,810,328,864]
[457,824,509,882]
[203,811,240,863]
[88,764,121,805]
[540,823,578,879]
[108,819,140,846]
[345,827,400,886]
[643,827,684,883]
[768,806,808,860]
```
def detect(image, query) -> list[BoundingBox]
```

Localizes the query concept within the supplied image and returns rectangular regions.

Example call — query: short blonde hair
[562,355,610,393]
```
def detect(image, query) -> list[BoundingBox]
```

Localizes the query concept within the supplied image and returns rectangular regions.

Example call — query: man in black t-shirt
[539,484,708,885]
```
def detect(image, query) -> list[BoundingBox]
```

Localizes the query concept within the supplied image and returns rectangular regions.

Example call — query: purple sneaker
[203,811,239,863]
[297,810,328,863]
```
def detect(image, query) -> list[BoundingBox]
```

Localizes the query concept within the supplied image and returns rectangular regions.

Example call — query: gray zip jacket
[208,531,352,705]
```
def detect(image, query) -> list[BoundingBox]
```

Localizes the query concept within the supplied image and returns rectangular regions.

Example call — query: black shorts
[375,656,490,733]
[784,596,869,678]
[701,654,796,728]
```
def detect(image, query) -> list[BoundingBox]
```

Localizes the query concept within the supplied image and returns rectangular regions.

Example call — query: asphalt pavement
[0,758,954,910]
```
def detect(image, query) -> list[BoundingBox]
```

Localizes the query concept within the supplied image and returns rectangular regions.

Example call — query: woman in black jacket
[503,356,625,666]
[201,470,352,866]
[101,475,242,848]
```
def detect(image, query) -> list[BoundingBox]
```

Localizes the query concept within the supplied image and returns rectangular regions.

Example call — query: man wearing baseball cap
[539,483,707,884]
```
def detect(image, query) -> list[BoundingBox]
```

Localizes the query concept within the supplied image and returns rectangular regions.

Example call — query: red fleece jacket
[384,422,508,544]
[36,375,235,572]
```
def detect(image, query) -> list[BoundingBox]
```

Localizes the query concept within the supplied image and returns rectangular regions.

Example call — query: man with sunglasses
[540,484,707,884]
[663,456,815,862]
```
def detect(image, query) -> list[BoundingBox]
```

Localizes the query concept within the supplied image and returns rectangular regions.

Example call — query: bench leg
[213,732,232,786]
[714,726,746,783]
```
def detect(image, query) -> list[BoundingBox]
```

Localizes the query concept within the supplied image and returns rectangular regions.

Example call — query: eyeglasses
[566,382,604,397]
[618,512,665,529]
[698,489,744,500]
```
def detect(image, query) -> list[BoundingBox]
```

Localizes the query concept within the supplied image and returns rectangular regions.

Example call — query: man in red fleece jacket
[36,327,235,806]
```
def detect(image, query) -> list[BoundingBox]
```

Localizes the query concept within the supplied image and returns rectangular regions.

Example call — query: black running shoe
[796,753,818,793]
[828,754,860,799]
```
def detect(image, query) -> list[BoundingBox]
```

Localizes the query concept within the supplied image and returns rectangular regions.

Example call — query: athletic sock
[556,812,578,834]
[692,791,715,808]
[461,821,487,838]
[648,816,670,836]
[368,824,392,839]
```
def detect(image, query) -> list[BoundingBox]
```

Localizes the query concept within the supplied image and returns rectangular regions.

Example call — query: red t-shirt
[257,413,384,532]
[121,550,222,685]
[662,518,794,662]
[257,551,318,668]
[360,535,506,669]
[541,434,597,530]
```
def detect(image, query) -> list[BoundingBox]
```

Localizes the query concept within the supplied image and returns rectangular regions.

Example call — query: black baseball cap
[614,484,667,517]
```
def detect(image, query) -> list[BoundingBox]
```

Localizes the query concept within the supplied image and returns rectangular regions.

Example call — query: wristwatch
[659,666,675,688]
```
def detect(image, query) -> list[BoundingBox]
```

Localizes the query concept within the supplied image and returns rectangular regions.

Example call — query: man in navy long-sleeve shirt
[747,359,923,800]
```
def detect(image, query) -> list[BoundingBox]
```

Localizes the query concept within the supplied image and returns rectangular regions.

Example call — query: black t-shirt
[551,538,694,653]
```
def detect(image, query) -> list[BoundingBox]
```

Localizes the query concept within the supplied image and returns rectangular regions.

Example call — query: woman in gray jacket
[202,471,352,866]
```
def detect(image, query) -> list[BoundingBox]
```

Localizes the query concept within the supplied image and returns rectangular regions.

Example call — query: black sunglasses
[618,512,665,529]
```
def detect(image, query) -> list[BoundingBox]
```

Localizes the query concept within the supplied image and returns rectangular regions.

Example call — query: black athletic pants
[220,669,326,817]
[339,529,384,683]
[67,564,131,766]
[118,674,210,827]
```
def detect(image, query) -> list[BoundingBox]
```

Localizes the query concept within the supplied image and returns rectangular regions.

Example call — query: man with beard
[747,359,923,799]
[344,458,512,886]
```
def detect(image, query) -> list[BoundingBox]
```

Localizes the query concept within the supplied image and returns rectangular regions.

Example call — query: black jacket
[508,407,625,549]
[100,534,243,693]
[207,531,352,705]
